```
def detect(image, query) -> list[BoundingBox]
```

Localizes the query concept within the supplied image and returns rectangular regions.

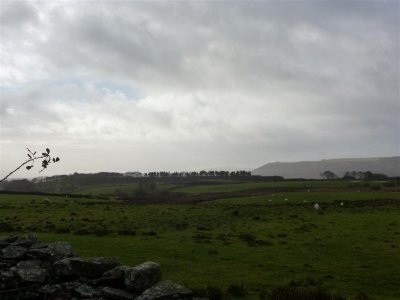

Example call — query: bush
[0,222,14,232]
[369,185,381,191]
[55,225,70,234]
[93,227,111,236]
[270,279,344,300]
[73,228,91,235]
[382,180,396,187]
[271,285,344,300]
[141,231,157,236]
[227,283,246,297]
[118,228,137,236]
[239,233,256,245]
[191,285,223,300]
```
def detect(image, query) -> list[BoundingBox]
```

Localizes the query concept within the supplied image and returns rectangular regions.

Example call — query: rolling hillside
[252,156,400,179]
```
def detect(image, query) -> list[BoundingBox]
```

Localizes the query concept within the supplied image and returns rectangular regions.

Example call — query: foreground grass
[0,190,399,299]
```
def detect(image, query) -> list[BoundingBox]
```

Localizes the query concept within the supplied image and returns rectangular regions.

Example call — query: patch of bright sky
[1,77,144,102]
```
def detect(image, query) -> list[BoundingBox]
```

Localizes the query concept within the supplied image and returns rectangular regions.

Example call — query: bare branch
[0,148,60,184]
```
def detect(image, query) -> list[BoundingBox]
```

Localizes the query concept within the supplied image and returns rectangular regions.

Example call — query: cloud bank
[1,0,399,177]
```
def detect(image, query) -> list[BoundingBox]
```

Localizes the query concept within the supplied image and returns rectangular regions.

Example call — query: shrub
[271,285,344,300]
[93,227,111,236]
[0,222,14,232]
[191,286,223,300]
[239,233,256,245]
[271,279,344,300]
[73,228,92,235]
[55,225,70,234]
[382,180,396,187]
[369,185,381,191]
[118,229,137,236]
[227,283,246,297]
[141,231,157,236]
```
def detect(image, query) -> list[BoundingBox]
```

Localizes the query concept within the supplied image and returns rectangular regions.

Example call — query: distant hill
[252,156,400,179]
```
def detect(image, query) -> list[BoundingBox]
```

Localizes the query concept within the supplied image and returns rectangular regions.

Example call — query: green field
[0,179,399,299]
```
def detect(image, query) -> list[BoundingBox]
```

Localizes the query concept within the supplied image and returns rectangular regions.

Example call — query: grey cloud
[1,0,38,28]
[1,1,398,176]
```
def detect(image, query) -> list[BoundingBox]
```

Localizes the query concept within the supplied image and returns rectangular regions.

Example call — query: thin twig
[0,155,47,184]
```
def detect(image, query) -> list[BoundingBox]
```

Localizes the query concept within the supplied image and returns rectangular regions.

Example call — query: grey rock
[0,235,192,300]
[0,270,16,289]
[40,283,63,295]
[125,262,161,293]
[90,265,129,287]
[74,283,99,298]
[11,234,38,247]
[26,241,73,262]
[17,259,42,269]
[103,265,130,278]
[70,257,121,279]
[49,257,80,280]
[50,257,121,280]
[103,286,136,300]
[137,280,193,300]
[16,267,46,283]
[29,242,49,250]
[2,245,27,259]
[47,241,74,261]
[0,235,18,244]
[16,259,46,283]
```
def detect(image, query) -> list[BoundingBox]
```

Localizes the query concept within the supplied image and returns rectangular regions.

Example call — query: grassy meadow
[0,179,399,299]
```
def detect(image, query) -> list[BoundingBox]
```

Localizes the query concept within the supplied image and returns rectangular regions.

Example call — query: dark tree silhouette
[0,147,60,184]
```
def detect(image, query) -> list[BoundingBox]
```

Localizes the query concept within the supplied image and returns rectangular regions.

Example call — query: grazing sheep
[284,198,288,201]
[44,197,52,204]
[314,203,320,210]
[340,202,344,206]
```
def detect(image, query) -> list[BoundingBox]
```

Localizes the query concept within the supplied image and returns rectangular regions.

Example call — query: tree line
[321,170,389,180]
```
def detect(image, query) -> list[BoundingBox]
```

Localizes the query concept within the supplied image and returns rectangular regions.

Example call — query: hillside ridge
[252,156,400,179]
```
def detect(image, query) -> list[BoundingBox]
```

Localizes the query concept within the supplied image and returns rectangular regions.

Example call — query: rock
[73,283,99,298]
[29,242,49,250]
[0,235,191,300]
[0,270,16,289]
[2,245,27,259]
[16,267,46,283]
[91,265,130,287]
[0,235,18,249]
[15,259,46,283]
[137,280,193,300]
[50,257,121,280]
[125,262,161,293]
[17,259,42,269]
[70,257,121,279]
[49,257,80,280]
[11,234,38,247]
[26,241,73,261]
[40,283,63,295]
[103,286,136,300]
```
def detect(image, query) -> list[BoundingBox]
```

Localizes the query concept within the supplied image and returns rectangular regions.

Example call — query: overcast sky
[0,0,399,178]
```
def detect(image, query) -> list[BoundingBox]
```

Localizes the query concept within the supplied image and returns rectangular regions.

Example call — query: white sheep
[314,203,320,210]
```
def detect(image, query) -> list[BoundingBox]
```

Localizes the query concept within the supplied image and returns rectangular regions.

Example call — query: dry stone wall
[0,234,193,300]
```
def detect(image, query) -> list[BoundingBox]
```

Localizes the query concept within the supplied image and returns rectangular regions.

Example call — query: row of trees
[0,170,253,193]
[321,170,389,180]
[140,170,251,178]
